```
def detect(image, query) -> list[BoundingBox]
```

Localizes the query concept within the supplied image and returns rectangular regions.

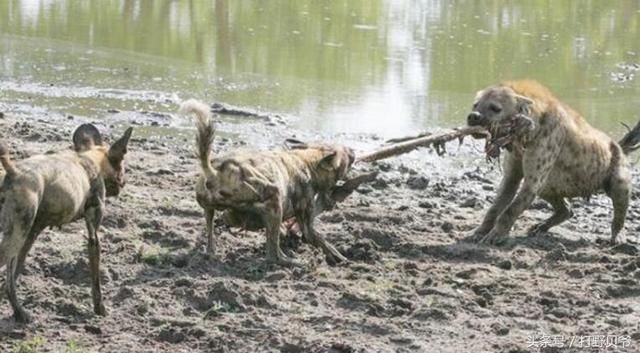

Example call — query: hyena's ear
[73,124,103,152]
[284,138,308,150]
[514,94,534,114]
[108,127,133,165]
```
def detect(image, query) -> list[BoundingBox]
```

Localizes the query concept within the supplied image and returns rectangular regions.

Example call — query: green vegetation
[203,300,235,320]
[138,245,170,266]
[65,339,86,353]
[13,336,45,353]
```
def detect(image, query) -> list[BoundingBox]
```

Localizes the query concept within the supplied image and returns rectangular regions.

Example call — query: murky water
[1,0,640,138]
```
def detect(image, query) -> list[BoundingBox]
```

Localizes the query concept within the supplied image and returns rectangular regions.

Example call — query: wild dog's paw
[325,250,348,266]
[464,226,490,243]
[608,236,620,247]
[527,223,548,237]
[94,302,107,316]
[478,229,509,246]
[267,253,304,268]
[14,308,32,324]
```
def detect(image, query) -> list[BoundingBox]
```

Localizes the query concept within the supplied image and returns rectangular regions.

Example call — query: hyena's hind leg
[528,196,573,236]
[606,175,631,245]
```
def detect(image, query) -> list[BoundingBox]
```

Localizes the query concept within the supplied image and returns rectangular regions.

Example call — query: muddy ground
[1,107,640,353]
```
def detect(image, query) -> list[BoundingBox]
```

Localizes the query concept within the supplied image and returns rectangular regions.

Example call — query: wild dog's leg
[85,203,106,316]
[204,208,216,254]
[14,223,46,280]
[2,198,36,322]
[606,173,631,244]
[263,200,301,267]
[265,213,300,267]
[472,153,523,238]
[479,136,561,244]
[0,224,45,299]
[85,178,106,316]
[7,257,31,323]
[528,196,573,236]
[297,201,347,265]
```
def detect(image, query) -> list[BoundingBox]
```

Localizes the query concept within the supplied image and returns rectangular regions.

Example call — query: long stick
[357,126,489,163]
[386,131,432,144]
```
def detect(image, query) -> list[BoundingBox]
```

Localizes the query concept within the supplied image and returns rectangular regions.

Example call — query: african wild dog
[180,100,354,266]
[467,80,640,245]
[0,124,133,323]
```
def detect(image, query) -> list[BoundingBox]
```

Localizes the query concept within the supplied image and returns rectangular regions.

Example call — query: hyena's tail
[0,142,17,177]
[179,99,217,179]
[619,120,640,155]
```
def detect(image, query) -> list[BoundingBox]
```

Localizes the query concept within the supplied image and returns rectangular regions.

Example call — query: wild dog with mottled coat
[181,99,354,266]
[467,80,640,244]
[0,124,132,323]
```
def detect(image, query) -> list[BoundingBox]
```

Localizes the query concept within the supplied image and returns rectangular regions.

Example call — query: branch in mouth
[485,114,535,160]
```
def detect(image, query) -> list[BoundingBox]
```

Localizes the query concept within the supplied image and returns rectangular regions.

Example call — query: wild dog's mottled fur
[0,124,132,323]
[181,99,354,266]
[467,80,640,244]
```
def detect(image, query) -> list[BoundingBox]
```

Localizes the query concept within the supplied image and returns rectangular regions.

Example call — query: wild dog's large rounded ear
[108,127,133,165]
[284,138,308,150]
[319,150,339,170]
[514,94,534,114]
[73,124,103,151]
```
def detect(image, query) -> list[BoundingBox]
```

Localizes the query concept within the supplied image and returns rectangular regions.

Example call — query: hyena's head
[286,139,355,188]
[73,124,133,197]
[467,84,533,134]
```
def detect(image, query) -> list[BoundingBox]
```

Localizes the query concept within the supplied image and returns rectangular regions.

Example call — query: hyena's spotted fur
[467,80,640,244]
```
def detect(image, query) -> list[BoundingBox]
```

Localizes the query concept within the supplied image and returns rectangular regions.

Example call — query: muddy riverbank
[1,107,640,353]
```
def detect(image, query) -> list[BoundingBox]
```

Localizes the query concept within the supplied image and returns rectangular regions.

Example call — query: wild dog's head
[467,84,534,139]
[73,124,133,197]
[285,139,355,188]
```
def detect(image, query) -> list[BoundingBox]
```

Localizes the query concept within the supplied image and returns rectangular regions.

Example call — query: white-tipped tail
[179,99,213,122]
[179,99,216,178]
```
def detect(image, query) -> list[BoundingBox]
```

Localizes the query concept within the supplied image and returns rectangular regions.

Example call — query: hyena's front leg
[479,145,559,244]
[471,153,522,239]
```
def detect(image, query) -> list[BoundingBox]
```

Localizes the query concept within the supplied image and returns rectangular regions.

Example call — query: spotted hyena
[466,80,640,245]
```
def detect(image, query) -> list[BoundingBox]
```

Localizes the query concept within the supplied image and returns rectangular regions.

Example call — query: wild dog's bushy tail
[619,120,640,154]
[0,142,17,177]
[179,99,217,178]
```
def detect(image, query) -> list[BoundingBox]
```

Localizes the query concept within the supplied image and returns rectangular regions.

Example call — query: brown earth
[1,109,639,353]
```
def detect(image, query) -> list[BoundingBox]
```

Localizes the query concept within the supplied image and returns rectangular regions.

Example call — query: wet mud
[0,108,639,353]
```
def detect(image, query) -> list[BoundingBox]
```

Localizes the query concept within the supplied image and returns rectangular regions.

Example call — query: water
[1,0,640,138]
